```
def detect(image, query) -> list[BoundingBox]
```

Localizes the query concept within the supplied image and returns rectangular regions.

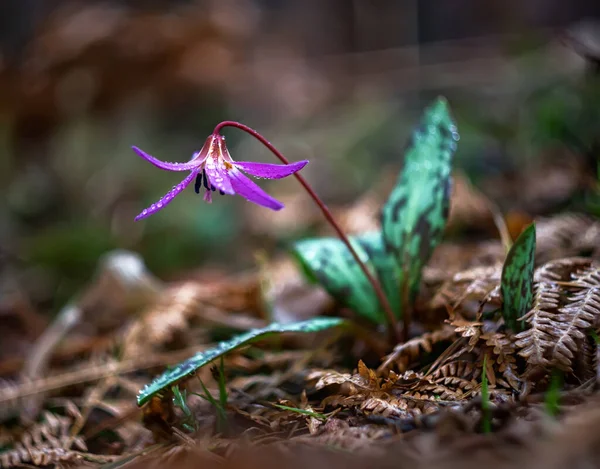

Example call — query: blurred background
[1,0,599,319]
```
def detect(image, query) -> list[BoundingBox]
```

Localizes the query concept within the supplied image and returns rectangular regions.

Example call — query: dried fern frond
[430,265,502,313]
[0,410,114,468]
[320,393,366,410]
[399,351,480,401]
[307,369,348,386]
[480,332,520,390]
[122,282,207,358]
[122,278,265,359]
[431,360,480,384]
[0,345,210,416]
[377,325,457,374]
[315,361,472,418]
[320,384,445,418]
[312,361,395,395]
[534,257,593,283]
[516,264,600,376]
[360,396,409,418]
[548,288,600,372]
[391,370,428,391]
[436,375,479,394]
[573,334,598,383]
[404,382,468,401]
[536,214,600,263]
[318,391,424,421]
[515,282,561,370]
[448,314,483,348]
[565,264,600,288]
[312,361,451,419]
[360,394,440,418]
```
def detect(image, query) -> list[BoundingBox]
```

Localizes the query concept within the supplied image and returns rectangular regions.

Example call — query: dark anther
[202,169,210,190]
[194,172,203,194]
[219,190,225,195]
[211,185,216,192]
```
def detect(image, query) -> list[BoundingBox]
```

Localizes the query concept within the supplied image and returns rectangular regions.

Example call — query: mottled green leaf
[501,223,536,332]
[137,317,346,406]
[292,232,400,323]
[381,97,458,312]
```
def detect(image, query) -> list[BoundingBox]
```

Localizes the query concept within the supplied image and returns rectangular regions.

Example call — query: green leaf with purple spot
[380,97,458,314]
[501,223,536,332]
[137,317,346,406]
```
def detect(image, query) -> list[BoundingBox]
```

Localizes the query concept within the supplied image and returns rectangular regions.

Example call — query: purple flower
[133,134,308,221]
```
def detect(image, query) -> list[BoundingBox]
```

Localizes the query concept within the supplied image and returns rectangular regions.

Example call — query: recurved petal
[228,168,284,210]
[132,146,200,172]
[135,171,197,221]
[204,157,235,194]
[234,160,308,179]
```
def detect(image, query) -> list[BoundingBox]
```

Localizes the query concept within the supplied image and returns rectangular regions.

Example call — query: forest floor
[2,155,600,469]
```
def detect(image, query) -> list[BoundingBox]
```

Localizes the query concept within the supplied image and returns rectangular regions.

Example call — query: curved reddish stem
[214,120,401,343]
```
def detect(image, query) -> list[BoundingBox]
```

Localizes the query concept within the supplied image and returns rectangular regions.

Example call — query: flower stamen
[194,171,203,194]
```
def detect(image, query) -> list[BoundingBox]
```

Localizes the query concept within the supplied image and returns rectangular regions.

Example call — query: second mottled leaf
[501,223,536,332]
[292,232,400,324]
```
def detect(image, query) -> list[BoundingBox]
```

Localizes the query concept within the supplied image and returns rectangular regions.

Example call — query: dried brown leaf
[378,325,457,374]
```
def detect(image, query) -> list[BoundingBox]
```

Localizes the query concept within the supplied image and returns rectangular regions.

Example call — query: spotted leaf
[381,97,458,314]
[501,223,536,332]
[137,317,346,406]
[292,232,400,323]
